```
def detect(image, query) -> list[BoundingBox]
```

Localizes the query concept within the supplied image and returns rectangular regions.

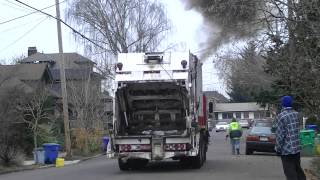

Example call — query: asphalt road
[0,130,301,180]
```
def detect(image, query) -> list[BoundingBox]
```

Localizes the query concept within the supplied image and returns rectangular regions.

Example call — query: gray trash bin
[33,148,45,164]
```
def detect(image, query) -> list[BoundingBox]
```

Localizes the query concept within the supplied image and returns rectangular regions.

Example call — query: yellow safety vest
[229,122,240,131]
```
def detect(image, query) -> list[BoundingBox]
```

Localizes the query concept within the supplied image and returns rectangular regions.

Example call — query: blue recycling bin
[102,136,109,152]
[43,143,60,164]
[306,125,318,132]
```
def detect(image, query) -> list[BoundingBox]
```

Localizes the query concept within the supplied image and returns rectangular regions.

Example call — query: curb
[0,153,104,175]
[75,153,104,162]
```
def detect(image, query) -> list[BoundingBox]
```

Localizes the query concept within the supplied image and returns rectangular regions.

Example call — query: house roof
[214,102,265,112]
[50,69,104,80]
[20,52,95,68]
[0,63,53,95]
[0,77,33,95]
[204,91,229,103]
[0,63,51,81]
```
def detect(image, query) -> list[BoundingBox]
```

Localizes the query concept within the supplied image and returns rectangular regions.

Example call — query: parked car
[239,120,250,128]
[215,122,229,132]
[253,119,273,127]
[245,126,276,155]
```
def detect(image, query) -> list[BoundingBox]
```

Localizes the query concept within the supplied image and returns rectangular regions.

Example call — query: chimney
[28,47,37,56]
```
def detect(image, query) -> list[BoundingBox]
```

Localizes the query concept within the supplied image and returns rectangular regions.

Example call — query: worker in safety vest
[227,118,242,155]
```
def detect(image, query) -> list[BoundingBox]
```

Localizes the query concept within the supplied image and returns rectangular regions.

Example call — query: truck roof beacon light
[116,62,123,71]
[181,60,187,69]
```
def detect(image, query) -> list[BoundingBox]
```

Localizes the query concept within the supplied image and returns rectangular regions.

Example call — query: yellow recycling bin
[55,158,64,168]
[317,144,320,155]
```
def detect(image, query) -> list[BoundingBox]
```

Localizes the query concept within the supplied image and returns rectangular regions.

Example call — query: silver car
[239,120,250,128]
[215,122,229,132]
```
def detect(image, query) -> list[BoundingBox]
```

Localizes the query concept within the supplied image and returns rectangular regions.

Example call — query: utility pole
[55,0,72,159]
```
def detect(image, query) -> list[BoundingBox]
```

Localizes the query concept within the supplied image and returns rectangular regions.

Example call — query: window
[244,112,249,118]
[254,112,260,119]
[266,111,271,117]
[209,102,213,113]
[215,113,219,120]
[222,113,228,119]
[222,112,233,119]
[235,112,241,119]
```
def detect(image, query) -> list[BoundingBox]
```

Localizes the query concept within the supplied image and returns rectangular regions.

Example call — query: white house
[213,102,272,122]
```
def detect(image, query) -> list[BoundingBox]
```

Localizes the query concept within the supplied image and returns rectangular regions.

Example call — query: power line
[0,0,66,25]
[14,0,109,52]
[0,16,45,34]
[3,0,31,12]
[0,17,48,52]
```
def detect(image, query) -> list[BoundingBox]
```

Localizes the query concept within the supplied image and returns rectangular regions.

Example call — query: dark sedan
[245,126,276,155]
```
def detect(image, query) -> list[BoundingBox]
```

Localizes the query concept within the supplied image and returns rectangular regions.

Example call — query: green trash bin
[299,130,315,146]
[301,144,315,157]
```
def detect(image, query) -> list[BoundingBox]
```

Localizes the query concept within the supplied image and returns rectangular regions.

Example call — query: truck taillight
[165,143,187,151]
[119,144,151,152]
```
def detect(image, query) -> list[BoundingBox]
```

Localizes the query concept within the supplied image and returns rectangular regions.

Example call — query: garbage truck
[109,52,209,170]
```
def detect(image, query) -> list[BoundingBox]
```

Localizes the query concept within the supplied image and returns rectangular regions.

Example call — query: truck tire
[130,159,149,170]
[179,157,192,168]
[191,138,205,169]
[118,158,130,171]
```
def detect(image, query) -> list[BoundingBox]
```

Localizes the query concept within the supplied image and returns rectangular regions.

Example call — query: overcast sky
[0,0,226,96]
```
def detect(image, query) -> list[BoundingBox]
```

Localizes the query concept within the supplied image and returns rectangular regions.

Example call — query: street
[0,130,308,180]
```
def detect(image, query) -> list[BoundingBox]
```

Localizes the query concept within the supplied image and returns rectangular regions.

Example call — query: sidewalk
[301,157,319,180]
[0,153,103,175]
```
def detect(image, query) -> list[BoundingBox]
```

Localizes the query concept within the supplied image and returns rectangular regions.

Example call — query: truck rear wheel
[118,158,130,171]
[130,159,149,169]
[191,138,205,169]
[118,158,148,171]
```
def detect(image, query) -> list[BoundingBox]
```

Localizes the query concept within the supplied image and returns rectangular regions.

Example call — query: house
[19,47,113,129]
[0,63,53,94]
[213,102,272,122]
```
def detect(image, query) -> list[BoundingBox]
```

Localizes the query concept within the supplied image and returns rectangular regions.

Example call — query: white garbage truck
[109,52,209,170]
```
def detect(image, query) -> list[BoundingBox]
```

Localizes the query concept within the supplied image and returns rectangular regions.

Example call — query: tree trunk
[34,131,38,150]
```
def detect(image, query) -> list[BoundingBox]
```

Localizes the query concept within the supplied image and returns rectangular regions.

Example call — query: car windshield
[217,122,228,125]
[239,120,248,123]
[251,127,272,134]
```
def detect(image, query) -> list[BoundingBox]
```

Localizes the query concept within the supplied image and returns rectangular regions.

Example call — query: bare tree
[66,0,170,55]
[67,74,105,154]
[22,88,53,150]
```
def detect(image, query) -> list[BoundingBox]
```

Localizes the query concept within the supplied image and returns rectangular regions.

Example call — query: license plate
[260,137,268,141]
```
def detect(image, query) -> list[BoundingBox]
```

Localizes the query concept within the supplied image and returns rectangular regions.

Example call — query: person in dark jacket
[274,96,306,180]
